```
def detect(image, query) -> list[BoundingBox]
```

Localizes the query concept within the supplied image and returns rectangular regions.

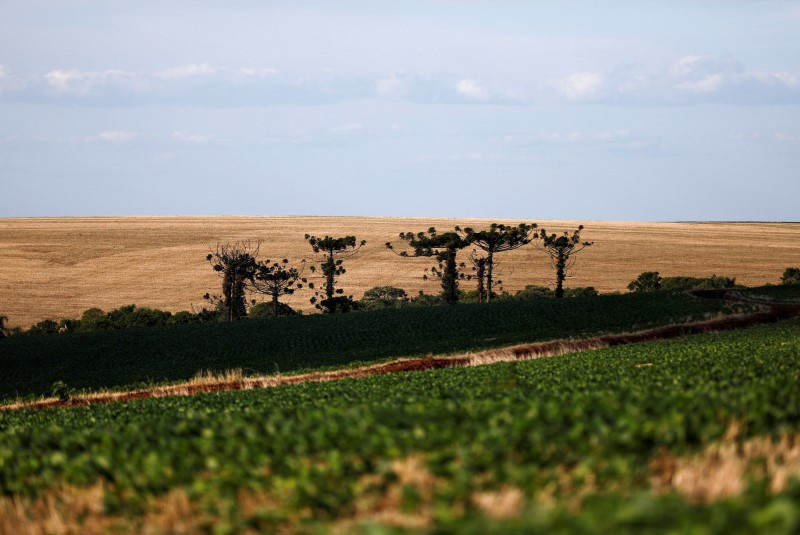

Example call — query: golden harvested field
[0,217,798,328]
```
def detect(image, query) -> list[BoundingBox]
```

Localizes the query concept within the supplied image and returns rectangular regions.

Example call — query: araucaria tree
[387,227,471,304]
[305,234,366,313]
[252,259,306,317]
[456,223,538,302]
[0,315,8,338]
[205,241,260,321]
[536,225,593,299]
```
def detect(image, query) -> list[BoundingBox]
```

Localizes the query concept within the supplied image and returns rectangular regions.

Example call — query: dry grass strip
[4,300,798,413]
[651,424,800,503]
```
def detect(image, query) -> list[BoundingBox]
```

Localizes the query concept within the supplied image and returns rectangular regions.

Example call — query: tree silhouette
[252,259,306,317]
[387,227,471,304]
[305,234,366,313]
[468,252,488,302]
[782,268,800,285]
[628,271,662,292]
[0,315,8,338]
[456,223,537,302]
[536,226,593,298]
[204,241,260,321]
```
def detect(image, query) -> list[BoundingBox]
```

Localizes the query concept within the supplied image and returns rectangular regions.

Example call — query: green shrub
[248,302,298,318]
[515,285,554,300]
[661,275,736,292]
[406,292,446,307]
[358,286,409,311]
[78,308,112,332]
[50,380,71,402]
[782,268,800,285]
[111,306,172,329]
[26,319,60,336]
[167,311,200,325]
[563,286,599,298]
[627,271,662,292]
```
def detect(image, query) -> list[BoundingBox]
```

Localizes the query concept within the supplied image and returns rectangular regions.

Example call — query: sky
[1,1,799,221]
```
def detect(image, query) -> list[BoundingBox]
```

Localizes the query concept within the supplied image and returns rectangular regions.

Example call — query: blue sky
[1,1,799,220]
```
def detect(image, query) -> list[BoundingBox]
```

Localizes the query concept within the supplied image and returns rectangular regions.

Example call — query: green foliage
[405,291,447,307]
[456,223,538,302]
[536,225,593,298]
[358,286,409,311]
[167,311,200,325]
[26,319,60,336]
[0,315,8,339]
[563,286,599,298]
[514,285,598,300]
[248,302,298,318]
[782,267,800,285]
[388,227,471,304]
[515,285,554,299]
[20,306,214,335]
[252,259,306,317]
[661,275,737,292]
[1,319,798,530]
[305,234,365,313]
[49,380,71,402]
[739,284,800,303]
[0,293,731,400]
[79,307,112,331]
[628,271,662,292]
[205,241,260,321]
[107,305,172,329]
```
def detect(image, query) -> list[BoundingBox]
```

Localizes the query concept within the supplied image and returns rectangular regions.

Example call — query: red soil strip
[6,292,799,412]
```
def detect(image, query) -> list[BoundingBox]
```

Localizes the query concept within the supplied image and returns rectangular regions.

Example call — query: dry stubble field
[0,217,798,328]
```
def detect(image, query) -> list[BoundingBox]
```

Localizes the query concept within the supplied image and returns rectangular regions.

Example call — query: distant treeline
[6,270,798,337]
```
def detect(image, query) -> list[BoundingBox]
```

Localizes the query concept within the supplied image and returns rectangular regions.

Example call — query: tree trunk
[325,251,335,300]
[442,248,459,304]
[272,290,279,317]
[555,251,566,299]
[476,261,486,303]
[486,250,494,302]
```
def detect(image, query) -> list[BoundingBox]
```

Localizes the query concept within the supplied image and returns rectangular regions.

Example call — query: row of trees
[205,224,593,321]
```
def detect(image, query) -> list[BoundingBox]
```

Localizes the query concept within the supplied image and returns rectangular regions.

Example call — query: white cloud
[0,65,6,79]
[152,152,176,162]
[676,73,726,94]
[155,63,216,80]
[375,74,409,98]
[44,68,130,95]
[93,130,137,143]
[239,67,278,78]
[45,69,90,93]
[455,78,489,100]
[330,122,364,133]
[172,130,209,144]
[555,72,604,101]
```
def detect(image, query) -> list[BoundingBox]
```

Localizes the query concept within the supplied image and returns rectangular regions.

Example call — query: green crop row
[0,292,734,400]
[1,318,799,531]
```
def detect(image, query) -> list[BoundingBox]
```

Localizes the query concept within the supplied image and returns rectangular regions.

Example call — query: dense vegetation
[1,318,798,532]
[0,293,733,400]
[738,283,800,302]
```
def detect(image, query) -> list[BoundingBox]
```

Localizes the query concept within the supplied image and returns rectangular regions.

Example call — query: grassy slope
[0,293,730,400]
[1,318,799,532]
